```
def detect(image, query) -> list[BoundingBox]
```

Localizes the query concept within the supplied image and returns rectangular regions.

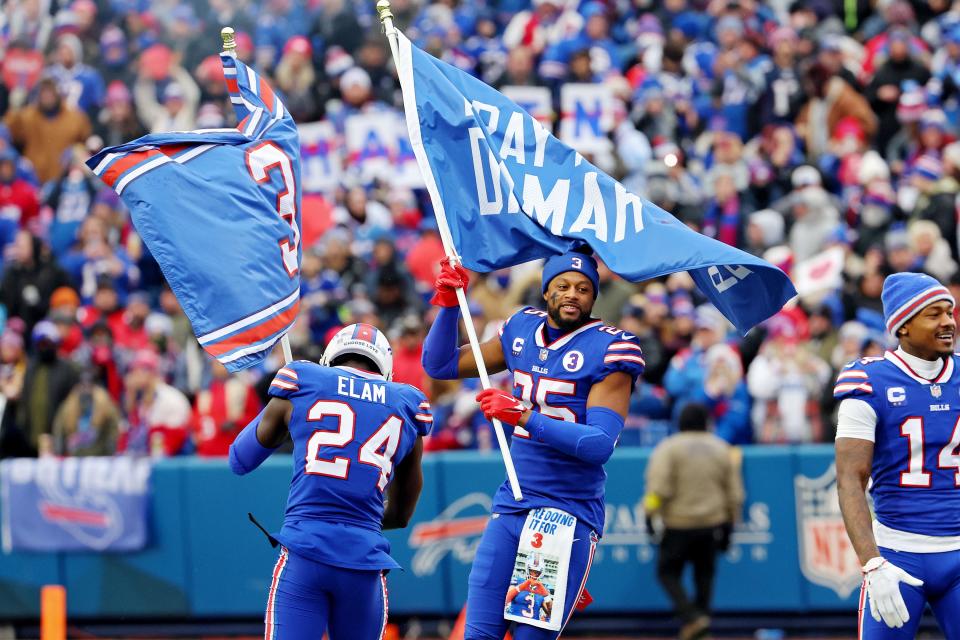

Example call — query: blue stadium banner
[86,54,302,371]
[1,457,151,553]
[394,32,797,334]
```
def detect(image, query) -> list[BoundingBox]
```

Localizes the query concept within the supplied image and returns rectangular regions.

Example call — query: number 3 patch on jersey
[504,508,577,631]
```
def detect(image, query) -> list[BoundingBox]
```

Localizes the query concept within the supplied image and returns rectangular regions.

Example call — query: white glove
[862,557,924,628]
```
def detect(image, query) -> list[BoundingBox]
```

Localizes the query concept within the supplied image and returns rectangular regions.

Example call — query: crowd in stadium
[0,0,957,458]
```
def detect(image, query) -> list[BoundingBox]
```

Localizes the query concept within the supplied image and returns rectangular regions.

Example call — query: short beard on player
[546,295,591,333]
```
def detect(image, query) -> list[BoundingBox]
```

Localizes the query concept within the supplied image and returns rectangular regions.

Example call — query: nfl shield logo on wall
[795,464,861,598]
[539,349,549,362]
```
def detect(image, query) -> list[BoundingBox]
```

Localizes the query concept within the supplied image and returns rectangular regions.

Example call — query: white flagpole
[223,26,295,368]
[376,0,523,501]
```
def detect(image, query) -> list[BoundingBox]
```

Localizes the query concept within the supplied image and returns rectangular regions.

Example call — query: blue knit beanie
[542,252,600,299]
[881,272,955,335]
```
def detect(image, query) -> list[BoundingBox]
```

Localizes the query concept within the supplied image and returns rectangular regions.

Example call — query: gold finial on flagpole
[221,27,236,53]
[376,0,394,25]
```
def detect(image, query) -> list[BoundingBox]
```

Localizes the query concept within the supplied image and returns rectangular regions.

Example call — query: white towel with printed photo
[503,507,576,631]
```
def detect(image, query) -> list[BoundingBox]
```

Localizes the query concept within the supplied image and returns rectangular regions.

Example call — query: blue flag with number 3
[393,31,796,334]
[86,53,302,371]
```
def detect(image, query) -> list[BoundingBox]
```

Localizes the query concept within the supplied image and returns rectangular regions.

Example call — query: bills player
[422,250,644,639]
[505,554,551,620]
[228,323,432,640]
[835,272,960,638]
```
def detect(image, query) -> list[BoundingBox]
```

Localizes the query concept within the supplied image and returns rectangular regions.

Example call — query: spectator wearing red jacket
[119,349,190,456]
[191,360,261,457]
[0,148,39,233]
[390,314,427,393]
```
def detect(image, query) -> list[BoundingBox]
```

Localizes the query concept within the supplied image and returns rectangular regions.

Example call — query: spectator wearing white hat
[502,0,583,57]
[908,219,958,282]
[747,315,831,443]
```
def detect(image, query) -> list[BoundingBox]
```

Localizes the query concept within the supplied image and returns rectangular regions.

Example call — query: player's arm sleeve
[835,399,878,442]
[524,406,624,465]
[422,306,461,380]
[229,403,285,475]
[410,390,435,436]
[833,363,878,442]
[267,363,301,399]
[600,338,646,384]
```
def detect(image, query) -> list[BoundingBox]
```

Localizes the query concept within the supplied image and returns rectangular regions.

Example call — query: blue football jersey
[495,307,645,532]
[506,590,549,620]
[834,351,960,537]
[267,361,433,569]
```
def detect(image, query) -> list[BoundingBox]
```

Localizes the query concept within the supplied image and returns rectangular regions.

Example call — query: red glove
[475,388,526,426]
[430,260,470,307]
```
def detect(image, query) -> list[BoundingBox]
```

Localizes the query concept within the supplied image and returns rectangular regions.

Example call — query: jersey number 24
[304,400,401,492]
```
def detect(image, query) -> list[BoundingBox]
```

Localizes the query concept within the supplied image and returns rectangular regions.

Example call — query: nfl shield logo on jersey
[795,465,861,598]
[931,384,942,398]
[539,349,549,362]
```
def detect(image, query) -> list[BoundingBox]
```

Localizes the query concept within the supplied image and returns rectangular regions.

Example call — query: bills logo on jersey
[563,351,584,373]
[795,464,861,598]
[887,387,906,405]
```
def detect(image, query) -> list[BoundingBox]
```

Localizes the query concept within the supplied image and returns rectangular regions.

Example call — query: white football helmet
[525,552,544,577]
[319,323,394,380]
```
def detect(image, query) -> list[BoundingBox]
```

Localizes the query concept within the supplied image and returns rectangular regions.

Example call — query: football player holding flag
[229,324,432,639]
[835,272,960,638]
[422,251,644,639]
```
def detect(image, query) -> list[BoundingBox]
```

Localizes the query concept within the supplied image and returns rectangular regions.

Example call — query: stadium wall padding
[0,445,862,619]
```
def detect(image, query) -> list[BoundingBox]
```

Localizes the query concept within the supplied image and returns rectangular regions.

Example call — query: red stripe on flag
[101,150,162,188]
[160,144,192,158]
[259,78,276,113]
[204,300,300,357]
[226,78,239,94]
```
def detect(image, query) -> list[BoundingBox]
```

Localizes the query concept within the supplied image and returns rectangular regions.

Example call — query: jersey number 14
[304,400,402,492]
[900,416,960,487]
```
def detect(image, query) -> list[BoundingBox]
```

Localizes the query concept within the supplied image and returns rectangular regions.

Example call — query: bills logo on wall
[1,457,151,552]
[407,492,491,576]
[795,464,861,598]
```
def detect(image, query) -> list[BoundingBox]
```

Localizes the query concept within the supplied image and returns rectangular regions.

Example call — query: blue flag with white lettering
[394,32,796,334]
[86,54,302,371]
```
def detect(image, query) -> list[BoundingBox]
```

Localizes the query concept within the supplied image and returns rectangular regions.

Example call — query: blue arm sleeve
[422,305,462,380]
[524,407,625,466]
[228,409,279,475]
